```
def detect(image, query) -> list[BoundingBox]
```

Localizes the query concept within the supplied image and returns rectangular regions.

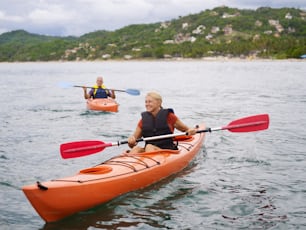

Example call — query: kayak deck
[86,98,119,112]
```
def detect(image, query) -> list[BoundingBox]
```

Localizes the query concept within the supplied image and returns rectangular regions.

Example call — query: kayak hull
[22,124,206,222]
[86,98,119,112]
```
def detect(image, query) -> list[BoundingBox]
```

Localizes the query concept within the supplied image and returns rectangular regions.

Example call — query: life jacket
[92,85,109,98]
[141,108,177,150]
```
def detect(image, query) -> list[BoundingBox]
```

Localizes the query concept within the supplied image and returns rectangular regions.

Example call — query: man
[128,92,197,153]
[83,76,115,99]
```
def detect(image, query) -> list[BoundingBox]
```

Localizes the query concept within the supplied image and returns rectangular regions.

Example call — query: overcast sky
[1,0,305,37]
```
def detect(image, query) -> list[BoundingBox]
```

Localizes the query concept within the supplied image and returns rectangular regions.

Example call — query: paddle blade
[60,140,110,159]
[57,82,73,88]
[224,114,269,132]
[125,88,140,96]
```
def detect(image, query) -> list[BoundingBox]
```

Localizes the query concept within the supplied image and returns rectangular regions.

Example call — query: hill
[0,6,305,61]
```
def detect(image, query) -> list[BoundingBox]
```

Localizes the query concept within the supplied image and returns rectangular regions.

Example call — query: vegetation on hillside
[0,6,305,62]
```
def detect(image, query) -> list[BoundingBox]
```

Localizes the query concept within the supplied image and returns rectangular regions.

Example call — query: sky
[1,0,305,37]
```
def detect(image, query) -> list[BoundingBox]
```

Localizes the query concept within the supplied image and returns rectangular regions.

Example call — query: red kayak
[22,124,206,222]
[22,114,270,223]
[86,98,119,112]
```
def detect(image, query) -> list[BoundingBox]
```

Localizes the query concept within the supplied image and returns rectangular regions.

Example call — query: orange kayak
[22,124,205,222]
[86,98,119,112]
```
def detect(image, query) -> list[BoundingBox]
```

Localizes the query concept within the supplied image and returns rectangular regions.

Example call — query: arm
[109,90,116,99]
[174,118,197,135]
[105,89,116,99]
[83,86,91,99]
[128,125,142,148]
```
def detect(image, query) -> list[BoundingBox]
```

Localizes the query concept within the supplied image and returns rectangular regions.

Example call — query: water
[0,60,305,229]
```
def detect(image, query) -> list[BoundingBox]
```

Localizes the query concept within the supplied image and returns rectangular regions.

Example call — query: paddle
[58,82,140,96]
[60,114,269,159]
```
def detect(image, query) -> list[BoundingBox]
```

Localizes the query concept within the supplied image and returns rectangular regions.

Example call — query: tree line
[0,6,305,62]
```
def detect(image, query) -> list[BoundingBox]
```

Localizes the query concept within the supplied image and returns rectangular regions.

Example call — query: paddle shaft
[75,85,128,93]
[74,85,140,96]
[60,114,269,159]
[58,82,140,95]
[99,118,269,147]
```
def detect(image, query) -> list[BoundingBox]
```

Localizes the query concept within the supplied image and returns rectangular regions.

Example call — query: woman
[128,92,197,153]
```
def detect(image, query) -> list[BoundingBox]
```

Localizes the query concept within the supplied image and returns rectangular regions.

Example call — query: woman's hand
[186,127,197,135]
[128,136,137,148]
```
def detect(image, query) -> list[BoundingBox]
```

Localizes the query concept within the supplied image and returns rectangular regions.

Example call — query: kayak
[22,124,206,222]
[86,98,119,112]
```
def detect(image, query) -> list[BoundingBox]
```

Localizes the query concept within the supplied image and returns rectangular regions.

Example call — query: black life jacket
[141,108,177,150]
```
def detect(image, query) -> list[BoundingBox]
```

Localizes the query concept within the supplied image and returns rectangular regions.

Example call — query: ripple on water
[1,61,306,229]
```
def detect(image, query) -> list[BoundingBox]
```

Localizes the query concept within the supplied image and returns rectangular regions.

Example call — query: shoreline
[0,57,305,64]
